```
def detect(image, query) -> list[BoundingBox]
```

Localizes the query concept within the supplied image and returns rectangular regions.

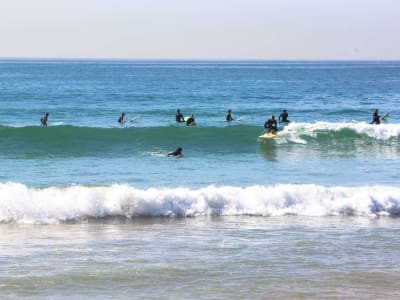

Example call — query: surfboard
[381,112,389,120]
[279,121,289,125]
[184,116,196,126]
[129,115,141,122]
[258,132,278,139]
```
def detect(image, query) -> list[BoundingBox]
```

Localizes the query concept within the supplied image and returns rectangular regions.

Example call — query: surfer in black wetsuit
[279,109,289,123]
[40,112,49,126]
[176,109,185,122]
[264,115,277,133]
[370,109,380,125]
[167,147,183,157]
[226,109,233,122]
[186,114,195,126]
[118,113,125,124]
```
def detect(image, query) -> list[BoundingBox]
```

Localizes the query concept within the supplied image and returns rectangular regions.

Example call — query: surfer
[118,113,125,124]
[186,114,195,126]
[264,115,277,133]
[167,147,183,157]
[279,109,290,123]
[175,109,185,122]
[40,112,49,126]
[226,109,233,121]
[370,109,380,125]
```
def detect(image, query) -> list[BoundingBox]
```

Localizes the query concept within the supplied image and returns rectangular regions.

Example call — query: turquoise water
[1,60,400,298]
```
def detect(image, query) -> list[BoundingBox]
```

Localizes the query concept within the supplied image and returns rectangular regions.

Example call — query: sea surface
[1,60,400,299]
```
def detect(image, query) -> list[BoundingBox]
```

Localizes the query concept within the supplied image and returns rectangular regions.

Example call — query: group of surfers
[40,108,386,133]
[39,108,385,158]
[40,108,384,132]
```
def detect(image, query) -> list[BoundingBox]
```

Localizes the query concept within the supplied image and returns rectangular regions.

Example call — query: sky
[0,0,399,60]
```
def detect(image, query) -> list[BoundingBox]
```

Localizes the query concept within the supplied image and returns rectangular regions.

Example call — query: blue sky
[1,0,399,59]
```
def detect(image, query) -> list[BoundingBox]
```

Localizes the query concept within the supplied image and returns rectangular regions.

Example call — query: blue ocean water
[1,60,400,298]
[1,60,399,192]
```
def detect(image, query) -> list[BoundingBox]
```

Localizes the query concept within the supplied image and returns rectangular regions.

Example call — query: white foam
[279,122,400,142]
[1,182,400,224]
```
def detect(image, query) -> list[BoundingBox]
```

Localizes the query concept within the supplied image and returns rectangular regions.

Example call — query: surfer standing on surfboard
[264,115,277,133]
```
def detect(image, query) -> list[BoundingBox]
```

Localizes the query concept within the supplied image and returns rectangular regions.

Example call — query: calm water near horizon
[1,60,400,298]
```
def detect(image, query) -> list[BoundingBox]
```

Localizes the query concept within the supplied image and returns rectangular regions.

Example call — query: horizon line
[1,57,400,62]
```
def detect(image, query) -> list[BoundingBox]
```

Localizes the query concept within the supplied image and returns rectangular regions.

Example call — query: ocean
[1,60,400,299]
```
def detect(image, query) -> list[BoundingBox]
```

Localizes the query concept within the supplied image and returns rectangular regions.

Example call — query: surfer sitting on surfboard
[370,109,380,125]
[40,112,49,126]
[167,147,183,157]
[118,113,125,124]
[186,114,195,126]
[226,109,233,122]
[279,109,290,123]
[264,115,277,133]
[176,109,185,122]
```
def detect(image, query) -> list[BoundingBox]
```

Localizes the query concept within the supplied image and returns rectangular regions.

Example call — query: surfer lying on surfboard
[167,147,183,157]
[264,115,277,133]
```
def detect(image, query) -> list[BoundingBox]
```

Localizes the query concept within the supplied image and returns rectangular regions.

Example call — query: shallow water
[1,217,400,299]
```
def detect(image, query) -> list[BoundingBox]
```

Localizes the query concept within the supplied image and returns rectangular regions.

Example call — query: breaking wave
[1,182,400,224]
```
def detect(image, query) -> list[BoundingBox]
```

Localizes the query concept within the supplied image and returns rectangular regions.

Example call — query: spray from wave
[1,182,400,224]
[275,122,400,144]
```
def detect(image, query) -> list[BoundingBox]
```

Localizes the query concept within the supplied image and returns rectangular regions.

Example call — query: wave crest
[1,183,400,224]
[277,122,400,143]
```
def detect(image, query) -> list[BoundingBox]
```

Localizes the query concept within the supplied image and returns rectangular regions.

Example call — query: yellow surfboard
[258,132,278,139]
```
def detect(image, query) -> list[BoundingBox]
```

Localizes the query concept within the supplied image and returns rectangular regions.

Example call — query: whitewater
[1,183,400,224]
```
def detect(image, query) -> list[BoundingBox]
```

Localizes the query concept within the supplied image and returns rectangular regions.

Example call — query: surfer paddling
[167,147,183,157]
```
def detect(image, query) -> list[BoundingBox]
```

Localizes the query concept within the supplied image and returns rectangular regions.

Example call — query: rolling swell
[1,122,399,158]
[0,124,261,158]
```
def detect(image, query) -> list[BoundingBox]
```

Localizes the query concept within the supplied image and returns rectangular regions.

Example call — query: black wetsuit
[279,111,289,123]
[168,147,183,157]
[264,118,277,133]
[186,116,195,126]
[41,114,49,126]
[226,112,233,121]
[176,112,184,122]
[371,112,380,124]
